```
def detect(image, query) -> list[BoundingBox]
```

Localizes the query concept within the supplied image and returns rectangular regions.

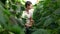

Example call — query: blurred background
[0,0,60,34]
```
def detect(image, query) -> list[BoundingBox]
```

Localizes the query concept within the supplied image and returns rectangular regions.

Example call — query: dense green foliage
[33,0,60,34]
[0,0,60,34]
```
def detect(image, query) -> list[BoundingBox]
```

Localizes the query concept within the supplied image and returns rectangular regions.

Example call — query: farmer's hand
[25,23,32,27]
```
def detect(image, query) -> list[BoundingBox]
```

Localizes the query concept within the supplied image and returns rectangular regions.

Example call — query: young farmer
[21,1,34,34]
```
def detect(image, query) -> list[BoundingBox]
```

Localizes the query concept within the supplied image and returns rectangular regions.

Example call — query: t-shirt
[21,9,34,23]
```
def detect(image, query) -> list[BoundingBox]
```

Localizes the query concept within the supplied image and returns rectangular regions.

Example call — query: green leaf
[32,29,50,34]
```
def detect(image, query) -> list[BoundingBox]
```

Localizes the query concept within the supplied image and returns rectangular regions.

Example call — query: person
[21,1,34,34]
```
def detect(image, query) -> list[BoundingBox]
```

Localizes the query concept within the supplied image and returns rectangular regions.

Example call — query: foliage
[32,0,60,34]
[0,0,60,34]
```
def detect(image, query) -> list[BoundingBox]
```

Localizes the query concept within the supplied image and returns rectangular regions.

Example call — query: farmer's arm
[25,17,34,27]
